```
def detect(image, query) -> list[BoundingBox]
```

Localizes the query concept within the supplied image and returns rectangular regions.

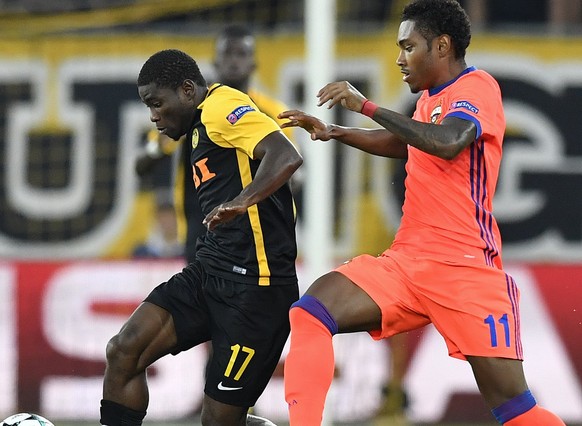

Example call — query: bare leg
[467,356,529,408]
[200,394,248,426]
[103,302,178,411]
[469,356,565,424]
[305,271,383,332]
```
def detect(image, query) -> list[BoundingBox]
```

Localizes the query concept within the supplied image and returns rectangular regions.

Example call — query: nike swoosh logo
[217,381,243,391]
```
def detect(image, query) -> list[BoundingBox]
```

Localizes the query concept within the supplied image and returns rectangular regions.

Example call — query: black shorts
[144,260,299,407]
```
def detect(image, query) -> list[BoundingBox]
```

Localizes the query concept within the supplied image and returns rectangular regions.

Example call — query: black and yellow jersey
[246,88,294,141]
[161,87,295,264]
[190,83,297,286]
[177,132,206,264]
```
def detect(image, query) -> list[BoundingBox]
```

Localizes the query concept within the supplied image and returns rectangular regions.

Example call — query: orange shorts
[335,250,523,361]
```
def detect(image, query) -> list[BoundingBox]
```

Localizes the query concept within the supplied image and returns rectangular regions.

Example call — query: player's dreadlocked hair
[402,0,471,60]
[137,49,207,89]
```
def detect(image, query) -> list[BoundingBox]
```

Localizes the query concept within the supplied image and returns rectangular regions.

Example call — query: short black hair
[402,0,471,60]
[218,24,254,40]
[215,24,255,54]
[137,49,207,89]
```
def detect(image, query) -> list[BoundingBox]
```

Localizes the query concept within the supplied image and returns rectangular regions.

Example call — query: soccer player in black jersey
[135,25,296,265]
[100,49,302,426]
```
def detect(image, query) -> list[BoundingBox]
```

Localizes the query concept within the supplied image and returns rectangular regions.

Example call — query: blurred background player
[135,24,297,266]
[374,334,410,425]
[132,188,184,259]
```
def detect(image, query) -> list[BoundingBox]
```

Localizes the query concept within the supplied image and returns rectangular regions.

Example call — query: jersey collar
[428,66,477,97]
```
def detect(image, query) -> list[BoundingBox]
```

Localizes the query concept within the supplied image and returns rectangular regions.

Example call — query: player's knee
[290,294,338,335]
[105,329,141,368]
[105,334,125,365]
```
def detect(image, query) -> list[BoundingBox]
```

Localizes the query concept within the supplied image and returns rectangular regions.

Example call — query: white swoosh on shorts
[217,381,243,391]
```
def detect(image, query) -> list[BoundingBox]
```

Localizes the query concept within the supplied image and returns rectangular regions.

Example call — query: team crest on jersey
[430,104,442,123]
[227,105,255,125]
[192,128,199,149]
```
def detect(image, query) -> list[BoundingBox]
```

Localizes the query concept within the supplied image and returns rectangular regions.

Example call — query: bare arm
[279,110,408,159]
[369,109,476,160]
[203,131,303,231]
[317,81,477,160]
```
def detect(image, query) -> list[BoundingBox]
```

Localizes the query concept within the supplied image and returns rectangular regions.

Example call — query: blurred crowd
[0,0,579,34]
[0,0,136,13]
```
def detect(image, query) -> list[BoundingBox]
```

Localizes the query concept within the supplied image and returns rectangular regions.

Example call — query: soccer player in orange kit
[278,0,567,425]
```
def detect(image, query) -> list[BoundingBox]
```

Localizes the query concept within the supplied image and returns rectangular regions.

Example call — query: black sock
[100,399,146,426]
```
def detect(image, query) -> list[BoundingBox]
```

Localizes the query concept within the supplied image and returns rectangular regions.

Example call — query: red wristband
[361,99,378,118]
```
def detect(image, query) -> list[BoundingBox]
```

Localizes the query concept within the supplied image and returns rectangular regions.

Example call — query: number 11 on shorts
[484,313,510,348]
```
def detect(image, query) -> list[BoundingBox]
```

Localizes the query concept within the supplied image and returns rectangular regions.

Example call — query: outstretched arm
[317,81,477,160]
[278,110,408,159]
[203,131,303,231]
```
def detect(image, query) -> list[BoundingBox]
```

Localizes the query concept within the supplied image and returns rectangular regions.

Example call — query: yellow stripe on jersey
[200,84,281,159]
[174,162,187,243]
[247,89,295,142]
[236,150,271,286]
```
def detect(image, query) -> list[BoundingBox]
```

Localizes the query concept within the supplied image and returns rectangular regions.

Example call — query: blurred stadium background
[0,0,581,424]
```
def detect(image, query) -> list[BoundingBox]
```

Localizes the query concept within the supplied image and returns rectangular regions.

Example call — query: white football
[1,413,54,426]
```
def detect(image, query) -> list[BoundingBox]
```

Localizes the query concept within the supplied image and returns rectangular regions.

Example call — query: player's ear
[437,34,452,57]
[181,79,198,105]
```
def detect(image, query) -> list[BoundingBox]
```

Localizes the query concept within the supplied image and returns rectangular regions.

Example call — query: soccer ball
[1,413,54,426]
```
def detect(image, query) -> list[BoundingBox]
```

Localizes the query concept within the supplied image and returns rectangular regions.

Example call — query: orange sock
[284,307,335,426]
[504,405,565,425]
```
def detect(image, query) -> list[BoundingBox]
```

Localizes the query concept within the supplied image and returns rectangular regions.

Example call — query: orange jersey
[391,67,506,268]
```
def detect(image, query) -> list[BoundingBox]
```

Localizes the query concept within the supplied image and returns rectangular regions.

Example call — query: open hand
[203,202,247,231]
[278,109,333,141]
[316,81,366,113]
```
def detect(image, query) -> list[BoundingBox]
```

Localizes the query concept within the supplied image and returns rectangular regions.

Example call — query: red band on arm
[361,99,378,118]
